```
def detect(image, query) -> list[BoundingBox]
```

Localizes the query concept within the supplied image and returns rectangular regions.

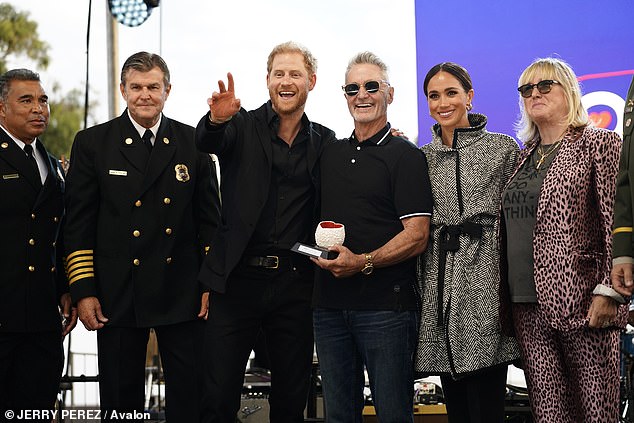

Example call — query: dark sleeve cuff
[613,231,633,258]
[65,249,97,304]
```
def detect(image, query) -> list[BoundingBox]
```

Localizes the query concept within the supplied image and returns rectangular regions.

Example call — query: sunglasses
[342,80,389,97]
[517,80,560,98]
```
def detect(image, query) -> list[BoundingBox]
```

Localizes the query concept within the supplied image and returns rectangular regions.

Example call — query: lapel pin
[1,142,8,149]
[125,138,133,145]
[163,137,169,145]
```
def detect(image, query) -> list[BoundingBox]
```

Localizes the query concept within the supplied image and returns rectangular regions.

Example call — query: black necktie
[142,129,153,153]
[23,144,42,185]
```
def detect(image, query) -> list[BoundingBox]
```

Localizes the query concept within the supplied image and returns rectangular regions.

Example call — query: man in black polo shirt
[195,41,335,423]
[312,52,432,422]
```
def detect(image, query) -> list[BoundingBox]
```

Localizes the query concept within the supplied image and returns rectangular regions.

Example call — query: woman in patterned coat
[501,57,627,422]
[415,62,520,423]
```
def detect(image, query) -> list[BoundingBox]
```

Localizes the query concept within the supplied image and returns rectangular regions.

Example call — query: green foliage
[0,3,50,74]
[44,85,84,160]
[0,3,96,162]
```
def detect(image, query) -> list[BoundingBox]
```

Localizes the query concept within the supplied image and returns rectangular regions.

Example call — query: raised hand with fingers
[208,72,241,124]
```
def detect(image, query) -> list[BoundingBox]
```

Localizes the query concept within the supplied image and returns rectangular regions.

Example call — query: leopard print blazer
[504,125,628,331]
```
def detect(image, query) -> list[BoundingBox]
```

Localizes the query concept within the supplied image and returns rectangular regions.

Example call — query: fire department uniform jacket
[613,77,634,258]
[64,111,220,327]
[0,129,67,333]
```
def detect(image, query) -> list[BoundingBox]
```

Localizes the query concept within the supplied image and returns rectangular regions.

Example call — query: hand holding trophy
[291,220,345,259]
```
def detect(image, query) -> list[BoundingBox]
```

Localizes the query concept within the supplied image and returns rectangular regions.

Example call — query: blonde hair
[515,57,589,144]
[266,41,317,77]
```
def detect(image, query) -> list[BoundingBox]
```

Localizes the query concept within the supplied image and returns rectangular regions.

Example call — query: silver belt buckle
[265,255,279,269]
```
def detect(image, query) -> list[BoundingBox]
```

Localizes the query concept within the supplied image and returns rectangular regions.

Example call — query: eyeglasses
[517,80,560,98]
[342,80,389,97]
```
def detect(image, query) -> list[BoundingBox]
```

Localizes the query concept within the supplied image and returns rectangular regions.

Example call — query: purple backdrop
[415,0,634,146]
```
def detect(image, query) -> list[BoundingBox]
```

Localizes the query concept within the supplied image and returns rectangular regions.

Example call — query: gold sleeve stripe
[67,263,94,279]
[613,227,633,235]
[66,249,94,261]
[66,257,94,271]
[68,267,93,278]
[69,272,95,285]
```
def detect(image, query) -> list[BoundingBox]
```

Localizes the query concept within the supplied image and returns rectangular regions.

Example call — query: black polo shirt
[314,124,433,310]
[245,105,314,255]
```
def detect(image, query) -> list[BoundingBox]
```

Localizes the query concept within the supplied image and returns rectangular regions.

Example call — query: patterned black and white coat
[415,113,521,378]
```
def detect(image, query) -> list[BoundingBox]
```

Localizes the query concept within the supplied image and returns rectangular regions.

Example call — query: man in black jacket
[0,68,77,422]
[64,52,220,422]
[196,41,335,423]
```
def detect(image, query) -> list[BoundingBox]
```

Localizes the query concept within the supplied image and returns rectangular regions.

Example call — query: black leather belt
[242,255,303,270]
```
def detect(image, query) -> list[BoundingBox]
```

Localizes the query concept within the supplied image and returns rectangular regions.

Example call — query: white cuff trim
[593,284,628,304]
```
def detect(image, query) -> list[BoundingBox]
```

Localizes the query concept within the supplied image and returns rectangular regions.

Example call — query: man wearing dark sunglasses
[195,41,336,423]
[311,52,433,422]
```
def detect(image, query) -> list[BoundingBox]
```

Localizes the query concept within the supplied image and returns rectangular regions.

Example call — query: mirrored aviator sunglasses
[518,80,560,98]
[342,80,383,97]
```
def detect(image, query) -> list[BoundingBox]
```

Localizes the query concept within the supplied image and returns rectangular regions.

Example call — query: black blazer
[0,128,67,332]
[195,101,335,293]
[64,111,220,327]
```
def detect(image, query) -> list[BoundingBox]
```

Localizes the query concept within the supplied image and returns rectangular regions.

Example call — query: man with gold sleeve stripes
[64,52,220,422]
[612,76,634,299]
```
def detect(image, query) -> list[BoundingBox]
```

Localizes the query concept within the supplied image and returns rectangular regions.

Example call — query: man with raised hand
[196,41,335,423]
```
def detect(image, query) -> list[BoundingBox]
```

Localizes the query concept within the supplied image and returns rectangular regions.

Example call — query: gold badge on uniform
[174,164,190,182]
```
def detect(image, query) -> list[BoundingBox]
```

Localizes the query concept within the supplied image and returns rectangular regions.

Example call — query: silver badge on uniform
[174,164,190,182]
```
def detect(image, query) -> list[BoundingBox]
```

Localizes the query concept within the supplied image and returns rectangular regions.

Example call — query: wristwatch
[361,253,374,275]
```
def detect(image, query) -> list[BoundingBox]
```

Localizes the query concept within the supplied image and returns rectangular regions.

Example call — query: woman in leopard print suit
[501,57,628,423]
[415,62,520,423]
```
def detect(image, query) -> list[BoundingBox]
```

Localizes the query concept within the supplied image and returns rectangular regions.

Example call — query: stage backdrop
[414,0,634,145]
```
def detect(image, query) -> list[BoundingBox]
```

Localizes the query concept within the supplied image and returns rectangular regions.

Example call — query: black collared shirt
[314,124,433,310]
[245,105,314,254]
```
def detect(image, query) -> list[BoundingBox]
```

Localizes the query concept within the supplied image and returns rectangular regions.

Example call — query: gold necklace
[536,140,562,170]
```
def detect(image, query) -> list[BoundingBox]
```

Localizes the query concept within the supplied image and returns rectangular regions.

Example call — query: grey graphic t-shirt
[502,145,559,303]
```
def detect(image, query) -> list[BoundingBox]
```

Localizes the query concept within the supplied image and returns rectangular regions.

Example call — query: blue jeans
[314,308,418,423]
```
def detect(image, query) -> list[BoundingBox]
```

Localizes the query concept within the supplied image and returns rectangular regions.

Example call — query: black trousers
[202,263,314,423]
[0,331,63,423]
[440,364,508,423]
[97,320,204,423]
